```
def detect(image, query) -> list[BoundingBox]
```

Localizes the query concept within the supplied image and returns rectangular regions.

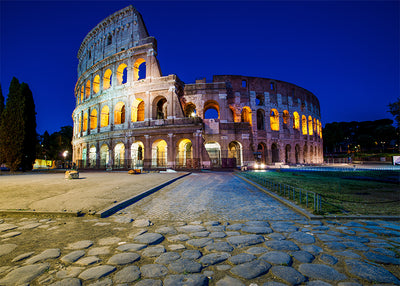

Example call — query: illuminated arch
[204,100,220,119]
[176,138,192,167]
[131,98,145,122]
[93,75,100,94]
[153,96,167,119]
[293,112,300,129]
[134,58,146,81]
[313,118,317,133]
[89,145,96,167]
[184,103,197,117]
[83,112,88,132]
[78,114,82,133]
[257,109,265,130]
[114,102,126,125]
[100,105,109,127]
[103,69,112,90]
[131,141,144,169]
[85,80,91,99]
[241,106,252,125]
[117,63,128,85]
[205,141,221,167]
[257,142,268,164]
[228,141,242,166]
[80,86,84,102]
[283,110,290,126]
[100,144,109,168]
[270,109,279,131]
[152,139,167,167]
[308,116,313,135]
[114,142,125,168]
[302,115,307,135]
[90,109,97,130]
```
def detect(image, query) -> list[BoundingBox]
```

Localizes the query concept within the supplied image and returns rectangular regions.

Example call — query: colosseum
[72,5,323,170]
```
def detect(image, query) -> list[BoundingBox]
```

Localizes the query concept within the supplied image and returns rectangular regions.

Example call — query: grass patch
[242,170,400,216]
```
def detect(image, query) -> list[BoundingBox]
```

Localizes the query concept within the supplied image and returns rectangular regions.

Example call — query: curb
[235,174,323,220]
[0,210,81,217]
[96,172,191,218]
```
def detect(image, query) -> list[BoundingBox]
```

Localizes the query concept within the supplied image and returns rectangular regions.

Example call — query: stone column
[167,133,175,168]
[143,135,151,169]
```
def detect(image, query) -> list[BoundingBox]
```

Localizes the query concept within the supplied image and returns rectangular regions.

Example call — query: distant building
[72,5,323,170]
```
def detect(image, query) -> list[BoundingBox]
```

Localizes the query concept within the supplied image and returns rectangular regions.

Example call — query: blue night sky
[1,1,399,135]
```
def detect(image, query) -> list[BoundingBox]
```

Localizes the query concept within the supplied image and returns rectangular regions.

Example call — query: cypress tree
[0,77,25,171]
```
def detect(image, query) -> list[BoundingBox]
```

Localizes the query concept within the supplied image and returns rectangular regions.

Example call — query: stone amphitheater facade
[72,5,323,170]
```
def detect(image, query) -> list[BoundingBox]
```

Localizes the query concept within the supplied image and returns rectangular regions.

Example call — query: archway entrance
[271,143,279,163]
[176,139,192,167]
[152,140,167,168]
[256,143,267,164]
[285,144,291,164]
[114,143,125,168]
[89,145,96,168]
[100,144,109,168]
[295,144,300,164]
[205,142,221,167]
[228,141,242,167]
[131,141,144,169]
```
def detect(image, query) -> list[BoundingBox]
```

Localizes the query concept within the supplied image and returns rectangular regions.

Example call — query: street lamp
[63,151,68,169]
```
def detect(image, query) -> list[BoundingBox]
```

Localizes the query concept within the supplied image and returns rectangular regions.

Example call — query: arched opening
[100,106,109,127]
[93,75,100,94]
[270,109,279,131]
[204,100,220,119]
[114,143,125,168]
[302,115,307,135]
[257,109,265,130]
[154,97,167,119]
[308,116,313,135]
[152,139,167,167]
[283,110,290,128]
[100,144,109,168]
[83,112,88,132]
[205,142,221,167]
[131,98,145,122]
[90,109,97,130]
[313,118,317,133]
[285,144,291,164]
[114,102,126,125]
[103,69,112,90]
[303,144,308,163]
[78,115,82,133]
[107,34,112,45]
[295,144,300,164]
[310,145,314,163]
[82,147,87,168]
[271,143,279,163]
[241,106,252,125]
[184,103,197,117]
[176,139,192,167]
[89,145,96,168]
[257,143,267,164]
[256,93,265,106]
[293,112,300,129]
[80,86,84,102]
[117,63,128,85]
[228,141,242,167]
[316,119,320,136]
[131,141,144,169]
[85,80,91,99]
[134,58,146,81]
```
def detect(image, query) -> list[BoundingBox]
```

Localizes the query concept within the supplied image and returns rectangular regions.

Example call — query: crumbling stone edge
[235,173,400,221]
[97,172,192,218]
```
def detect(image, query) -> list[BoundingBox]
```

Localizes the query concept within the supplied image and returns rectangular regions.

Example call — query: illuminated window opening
[184,103,197,117]
[293,112,300,129]
[114,102,126,124]
[117,63,128,85]
[257,109,265,130]
[177,138,192,167]
[85,80,91,99]
[80,86,84,102]
[100,105,109,127]
[270,109,279,131]
[313,118,317,133]
[78,115,82,133]
[131,141,144,168]
[114,143,125,168]
[83,112,88,132]
[241,106,252,125]
[100,144,109,167]
[308,116,313,135]
[93,75,100,94]
[90,109,97,130]
[131,98,145,122]
[283,110,290,126]
[103,69,112,90]
[302,115,307,135]
[152,139,167,167]
[89,145,96,167]
[228,141,242,166]
[134,58,146,81]
[205,141,221,167]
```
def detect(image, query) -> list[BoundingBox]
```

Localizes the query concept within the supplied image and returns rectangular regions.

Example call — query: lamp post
[63,151,68,169]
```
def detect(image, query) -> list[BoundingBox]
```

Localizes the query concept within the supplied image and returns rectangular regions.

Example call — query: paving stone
[88,247,110,256]
[327,230,345,237]
[345,259,400,284]
[0,231,21,239]
[228,253,256,265]
[364,251,400,264]
[66,240,93,250]
[0,243,17,256]
[75,256,101,266]
[190,231,210,237]
[289,231,316,244]
[319,254,338,265]
[113,265,141,283]
[227,234,265,247]
[379,229,400,237]
[271,222,299,232]
[246,246,268,255]
[209,232,227,238]
[343,235,369,243]
[369,242,394,248]
[186,238,214,247]
[155,252,181,264]
[25,248,60,264]
[155,226,177,235]
[88,277,113,285]
[372,247,397,257]
[78,265,116,280]
[168,244,185,251]
[56,266,84,278]
[260,251,292,265]
[216,264,231,270]
[98,236,121,245]
[298,263,347,281]
[142,245,166,257]
[245,220,270,227]
[205,241,234,252]
[164,274,208,286]
[176,225,206,233]
[135,279,163,286]
[167,234,190,242]
[133,219,152,227]
[0,224,18,232]
[182,249,202,259]
[324,242,347,251]
[117,243,146,252]
[134,233,164,245]
[291,250,315,263]
[216,275,245,286]
[301,245,323,255]
[226,223,244,231]
[11,251,34,262]
[265,240,300,251]
[199,252,230,266]
[206,225,226,232]
[242,226,273,234]
[343,222,364,227]
[0,263,49,285]
[306,280,333,286]
[140,264,168,278]
[230,260,271,279]
[334,251,361,259]
[225,231,240,236]
[337,283,362,286]
[168,258,203,273]
[107,252,140,265]
[270,265,306,285]
[112,216,133,223]
[317,234,342,242]
[48,278,82,286]
[204,221,220,226]
[61,250,86,263]
[262,282,288,286]
[267,233,286,240]
[18,223,41,230]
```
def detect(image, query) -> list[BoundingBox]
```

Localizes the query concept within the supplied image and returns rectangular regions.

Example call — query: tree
[0,83,4,120]
[388,97,400,127]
